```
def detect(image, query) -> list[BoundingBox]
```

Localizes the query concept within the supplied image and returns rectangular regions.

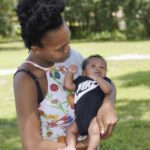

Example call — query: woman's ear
[31,45,40,55]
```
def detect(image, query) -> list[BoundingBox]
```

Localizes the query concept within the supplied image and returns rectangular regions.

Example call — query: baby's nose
[95,66,100,70]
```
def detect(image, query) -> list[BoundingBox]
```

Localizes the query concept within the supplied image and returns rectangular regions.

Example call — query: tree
[65,0,122,37]
[141,0,150,36]
[97,0,120,32]
[65,0,95,37]
[0,0,16,36]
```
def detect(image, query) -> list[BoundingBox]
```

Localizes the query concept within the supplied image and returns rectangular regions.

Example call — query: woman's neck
[27,53,54,68]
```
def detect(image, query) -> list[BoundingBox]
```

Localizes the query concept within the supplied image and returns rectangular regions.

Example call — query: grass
[71,40,150,57]
[0,75,21,150]
[0,40,150,68]
[0,40,150,150]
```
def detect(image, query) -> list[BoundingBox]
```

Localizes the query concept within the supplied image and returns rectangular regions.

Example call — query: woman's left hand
[97,100,118,139]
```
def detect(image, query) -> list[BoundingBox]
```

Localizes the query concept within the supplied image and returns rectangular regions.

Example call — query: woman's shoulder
[14,62,46,82]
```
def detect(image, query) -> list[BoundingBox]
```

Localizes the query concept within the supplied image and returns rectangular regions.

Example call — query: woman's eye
[57,47,65,52]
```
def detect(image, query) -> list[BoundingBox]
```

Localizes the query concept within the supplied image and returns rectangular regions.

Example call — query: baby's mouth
[95,72,101,76]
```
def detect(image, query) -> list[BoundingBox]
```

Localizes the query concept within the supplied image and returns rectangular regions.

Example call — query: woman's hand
[97,99,117,139]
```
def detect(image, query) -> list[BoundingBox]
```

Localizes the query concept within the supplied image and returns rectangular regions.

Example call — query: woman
[13,0,117,149]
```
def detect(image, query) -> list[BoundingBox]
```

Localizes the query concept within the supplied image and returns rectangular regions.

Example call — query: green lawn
[0,40,150,150]
[0,40,150,68]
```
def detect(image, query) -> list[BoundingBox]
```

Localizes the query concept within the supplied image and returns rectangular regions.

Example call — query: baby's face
[83,58,106,78]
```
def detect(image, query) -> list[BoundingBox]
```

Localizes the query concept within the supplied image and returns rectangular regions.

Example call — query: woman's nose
[64,44,70,54]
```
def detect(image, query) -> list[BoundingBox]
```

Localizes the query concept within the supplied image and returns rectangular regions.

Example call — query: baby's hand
[89,73,98,81]
[57,146,76,150]
[68,64,78,74]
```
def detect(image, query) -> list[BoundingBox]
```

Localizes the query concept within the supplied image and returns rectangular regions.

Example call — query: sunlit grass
[0,75,16,119]
[0,40,150,68]
[101,120,150,150]
[0,117,21,150]
[71,40,150,57]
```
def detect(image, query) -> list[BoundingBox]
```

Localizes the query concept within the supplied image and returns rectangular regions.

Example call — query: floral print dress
[25,50,83,142]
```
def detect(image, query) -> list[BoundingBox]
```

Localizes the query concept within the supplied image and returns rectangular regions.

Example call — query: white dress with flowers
[27,50,83,142]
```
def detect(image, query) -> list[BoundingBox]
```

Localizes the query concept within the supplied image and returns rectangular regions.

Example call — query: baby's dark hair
[16,0,65,50]
[82,54,107,71]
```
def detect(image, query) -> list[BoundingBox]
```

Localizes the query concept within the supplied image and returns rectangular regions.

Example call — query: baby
[59,54,112,150]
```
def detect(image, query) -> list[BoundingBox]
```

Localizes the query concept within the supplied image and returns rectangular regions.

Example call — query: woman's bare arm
[96,81,117,139]
[13,72,66,150]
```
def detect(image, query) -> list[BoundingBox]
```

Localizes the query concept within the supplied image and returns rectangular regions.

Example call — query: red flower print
[47,121,57,127]
[50,84,58,92]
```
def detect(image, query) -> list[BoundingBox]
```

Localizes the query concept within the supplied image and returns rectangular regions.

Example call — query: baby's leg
[66,121,78,149]
[58,122,78,150]
[87,117,100,150]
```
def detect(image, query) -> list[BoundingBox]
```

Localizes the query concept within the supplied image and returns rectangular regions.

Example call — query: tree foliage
[122,0,148,39]
[0,0,150,39]
[65,0,150,39]
[0,0,16,36]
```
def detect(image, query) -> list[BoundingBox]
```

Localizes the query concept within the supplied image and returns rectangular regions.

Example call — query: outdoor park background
[0,0,150,150]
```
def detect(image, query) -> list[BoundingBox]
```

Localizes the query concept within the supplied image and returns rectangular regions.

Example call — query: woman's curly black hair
[16,0,65,50]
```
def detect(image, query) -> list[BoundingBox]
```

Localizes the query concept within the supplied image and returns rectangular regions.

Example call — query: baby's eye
[91,64,95,67]
[100,66,104,69]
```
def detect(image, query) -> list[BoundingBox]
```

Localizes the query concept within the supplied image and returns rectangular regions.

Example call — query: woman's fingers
[101,118,117,139]
[96,116,105,135]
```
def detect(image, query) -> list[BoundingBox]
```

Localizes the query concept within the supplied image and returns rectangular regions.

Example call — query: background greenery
[0,40,150,150]
[1,0,150,40]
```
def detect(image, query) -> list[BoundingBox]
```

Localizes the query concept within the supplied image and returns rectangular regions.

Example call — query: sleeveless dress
[25,50,83,142]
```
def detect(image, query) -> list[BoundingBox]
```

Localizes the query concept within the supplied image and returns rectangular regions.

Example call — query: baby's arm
[90,75,112,94]
[96,77,112,94]
[64,65,78,91]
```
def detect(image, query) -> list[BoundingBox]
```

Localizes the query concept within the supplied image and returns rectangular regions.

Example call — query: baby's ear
[82,70,86,76]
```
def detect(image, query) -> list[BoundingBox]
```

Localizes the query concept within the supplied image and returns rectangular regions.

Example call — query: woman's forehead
[42,24,70,47]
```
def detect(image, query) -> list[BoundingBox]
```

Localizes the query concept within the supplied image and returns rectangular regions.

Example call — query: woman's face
[83,58,107,78]
[33,23,71,66]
